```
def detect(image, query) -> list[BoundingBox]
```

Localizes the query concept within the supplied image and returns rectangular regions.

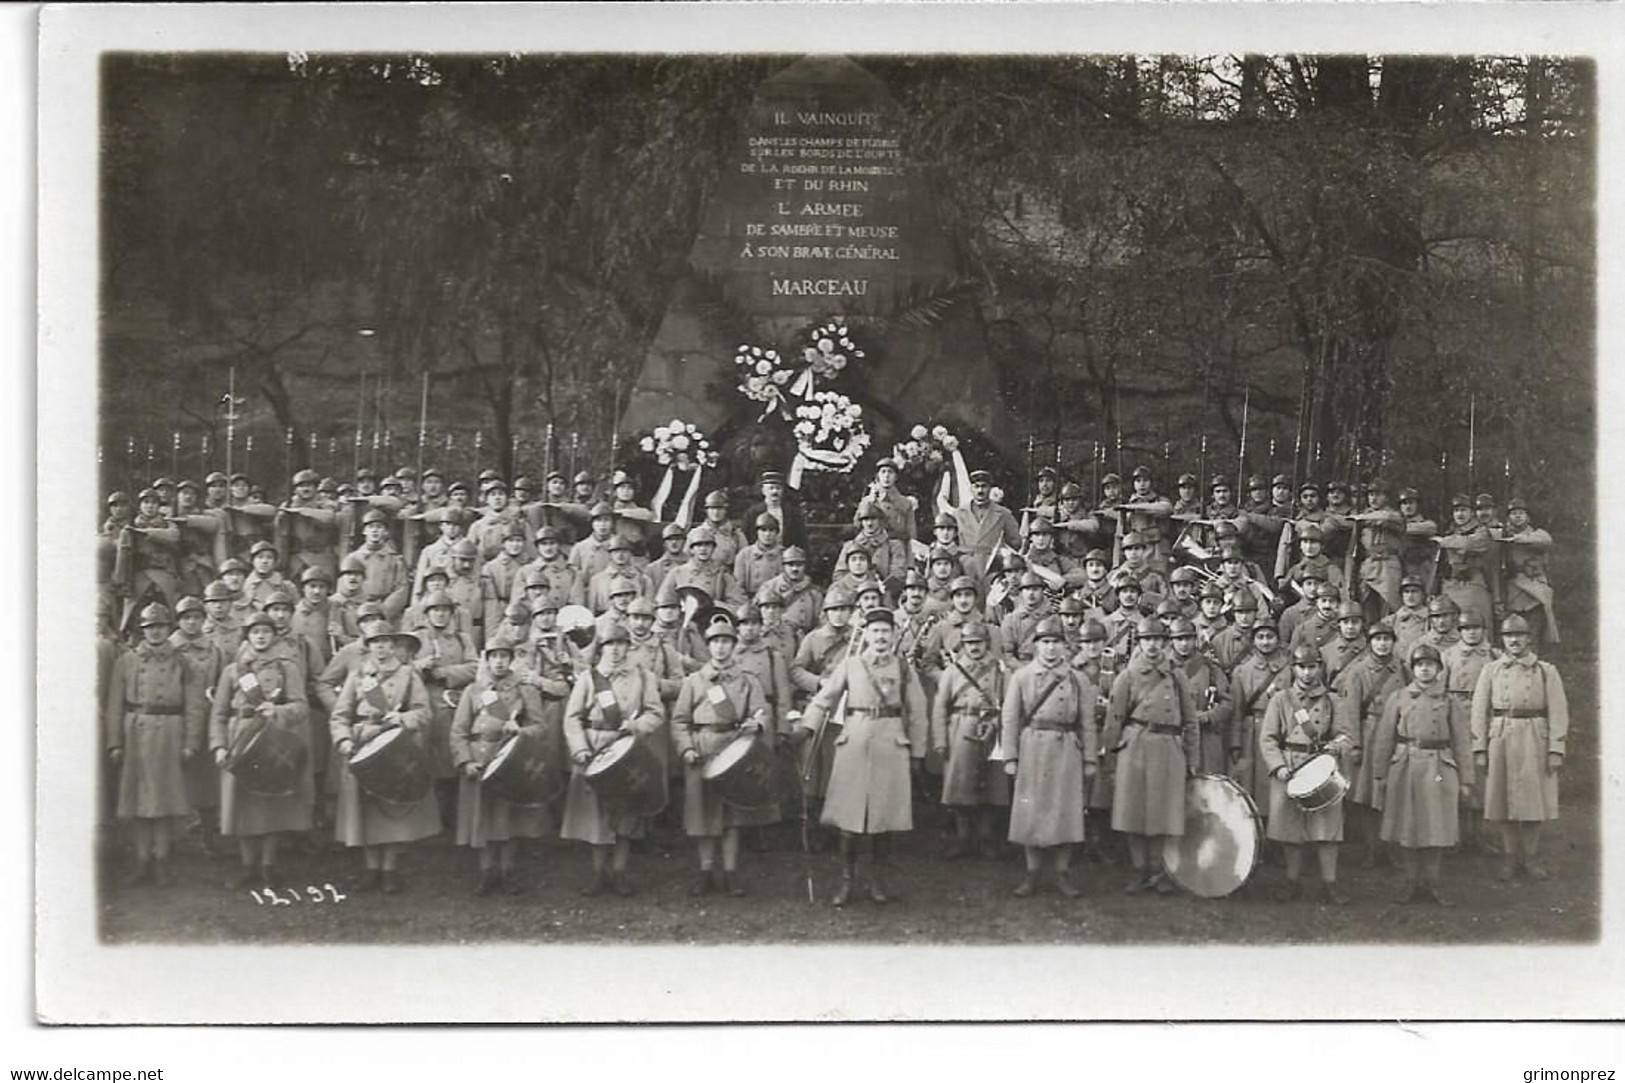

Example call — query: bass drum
[1161,774,1263,898]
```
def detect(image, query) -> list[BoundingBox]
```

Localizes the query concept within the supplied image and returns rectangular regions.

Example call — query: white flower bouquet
[733,344,796,416]
[637,418,720,471]
[790,391,870,475]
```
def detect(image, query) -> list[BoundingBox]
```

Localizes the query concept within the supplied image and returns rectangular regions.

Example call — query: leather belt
[1030,722,1080,733]
[845,707,901,720]
[1493,709,1546,719]
[1284,741,1318,752]
[1398,737,1450,750]
[127,704,182,716]
[1129,719,1183,736]
[588,722,622,732]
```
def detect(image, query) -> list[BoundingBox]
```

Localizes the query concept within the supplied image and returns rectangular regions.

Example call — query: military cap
[421,565,450,585]
[1058,596,1086,615]
[1217,542,1244,562]
[137,488,160,502]
[421,466,444,480]
[534,525,562,543]
[248,540,278,558]
[1297,523,1324,542]
[521,566,550,590]
[1366,620,1396,640]
[1507,496,1528,512]
[1033,616,1067,641]
[361,508,392,526]
[1398,487,1419,502]
[379,477,404,494]
[243,609,277,634]
[755,586,785,608]
[1475,493,1497,509]
[1168,617,1197,638]
[758,470,786,487]
[736,601,762,624]
[1131,464,1153,480]
[703,612,739,641]
[175,478,201,494]
[1113,576,1143,595]
[932,511,959,530]
[317,477,338,494]
[588,501,615,519]
[862,606,897,629]
[606,534,630,553]
[1246,474,1267,490]
[1427,595,1459,616]
[219,558,250,576]
[291,468,320,486]
[782,546,807,563]
[1155,600,1183,619]
[263,589,296,610]
[1199,582,1226,601]
[1036,465,1059,480]
[350,602,386,624]
[1027,515,1054,534]
[449,538,479,560]
[173,596,205,617]
[1177,473,1198,487]
[151,476,175,491]
[483,477,509,494]
[1083,549,1110,565]
[844,545,872,565]
[1290,644,1323,666]
[625,597,655,619]
[1458,609,1486,628]
[354,467,376,482]
[1500,614,1531,635]
[928,545,957,564]
[1210,476,1231,491]
[687,524,716,547]
[503,599,532,622]
[204,471,229,486]
[447,479,470,495]
[482,631,521,657]
[336,484,355,498]
[1316,581,1341,600]
[1099,472,1121,487]
[1409,642,1443,666]
[1080,618,1107,642]
[502,520,527,541]
[573,471,594,486]
[704,489,729,509]
[1271,474,1290,488]
[1121,531,1150,549]
[755,512,782,531]
[1336,600,1364,621]
[531,592,561,613]
[823,586,858,610]
[1214,521,1240,539]
[1136,616,1169,639]
[655,521,685,541]
[1399,575,1425,591]
[968,468,993,484]
[854,579,885,600]
[855,498,882,520]
[1451,493,1472,510]
[1230,592,1259,612]
[300,566,332,585]
[1169,565,1199,585]
[544,469,565,483]
[106,490,131,505]
[420,588,455,611]
[1298,479,1321,494]
[1326,479,1349,494]
[960,620,990,644]
[609,470,632,488]
[203,579,237,602]
[607,575,639,598]
[1059,482,1084,500]
[902,569,928,590]
[948,575,978,596]
[334,555,365,581]
[1250,614,1279,635]
[1017,570,1046,590]
[477,469,500,484]
[1367,477,1392,495]
[365,624,421,654]
[1300,567,1326,584]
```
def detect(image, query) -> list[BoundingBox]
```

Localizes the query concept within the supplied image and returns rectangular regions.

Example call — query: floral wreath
[734,345,797,419]
[789,320,866,398]
[891,423,962,478]
[791,390,871,476]
[638,418,720,471]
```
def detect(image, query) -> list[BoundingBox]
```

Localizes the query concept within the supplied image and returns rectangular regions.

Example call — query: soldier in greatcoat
[759,546,823,641]
[330,626,442,894]
[450,633,554,896]
[1471,614,1571,882]
[412,588,480,828]
[933,620,1009,861]
[1435,494,1495,629]
[1443,609,1498,852]
[672,613,775,897]
[793,606,932,907]
[1227,617,1290,816]
[560,623,667,897]
[1496,497,1558,644]
[169,596,224,857]
[1169,617,1232,775]
[345,508,411,621]
[733,512,786,600]
[1372,642,1475,904]
[1259,644,1356,903]
[954,469,1021,588]
[1334,620,1403,869]
[210,608,314,890]
[1104,617,1199,895]
[1002,617,1098,897]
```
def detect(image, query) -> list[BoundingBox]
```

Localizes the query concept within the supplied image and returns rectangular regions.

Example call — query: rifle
[1467,394,1477,497]
[1235,385,1250,500]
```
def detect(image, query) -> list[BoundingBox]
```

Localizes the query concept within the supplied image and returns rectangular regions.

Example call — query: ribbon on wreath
[935,445,973,515]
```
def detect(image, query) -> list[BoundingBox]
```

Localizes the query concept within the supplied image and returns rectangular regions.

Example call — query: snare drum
[1161,774,1263,898]
[1286,752,1349,813]
[227,722,308,797]
[348,726,433,805]
[701,734,778,810]
[583,735,666,817]
[480,730,565,808]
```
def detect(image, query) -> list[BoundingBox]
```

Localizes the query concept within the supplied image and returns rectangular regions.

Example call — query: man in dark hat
[954,469,1021,587]
[745,468,807,552]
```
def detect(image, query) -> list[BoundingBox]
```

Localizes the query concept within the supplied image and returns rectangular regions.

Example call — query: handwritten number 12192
[250,884,348,905]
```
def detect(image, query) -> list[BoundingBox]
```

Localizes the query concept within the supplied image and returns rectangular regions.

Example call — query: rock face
[623,55,1015,461]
